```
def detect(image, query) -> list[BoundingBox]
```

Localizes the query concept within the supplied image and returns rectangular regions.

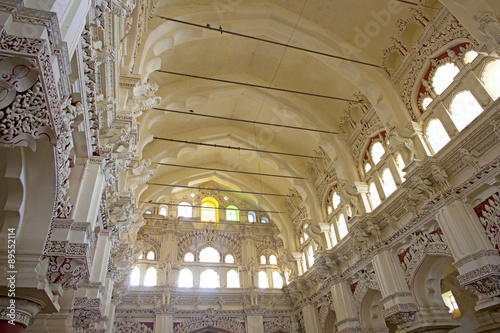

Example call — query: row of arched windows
[320,48,500,254]
[177,268,283,289]
[144,197,270,223]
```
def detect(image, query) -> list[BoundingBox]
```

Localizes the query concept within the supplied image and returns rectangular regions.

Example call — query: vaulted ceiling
[128,0,442,248]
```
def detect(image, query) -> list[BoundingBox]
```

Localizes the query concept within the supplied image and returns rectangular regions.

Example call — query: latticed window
[201,198,217,222]
[226,205,239,221]
[178,202,192,218]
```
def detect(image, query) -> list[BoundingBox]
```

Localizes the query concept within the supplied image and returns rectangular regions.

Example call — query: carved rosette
[382,303,418,326]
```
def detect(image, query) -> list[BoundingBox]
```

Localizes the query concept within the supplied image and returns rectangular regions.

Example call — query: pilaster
[331,281,362,333]
[373,250,418,329]
[436,196,500,310]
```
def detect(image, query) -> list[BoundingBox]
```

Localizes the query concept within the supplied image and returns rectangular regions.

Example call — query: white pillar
[372,250,417,328]
[436,196,500,310]
[302,303,321,333]
[331,281,362,333]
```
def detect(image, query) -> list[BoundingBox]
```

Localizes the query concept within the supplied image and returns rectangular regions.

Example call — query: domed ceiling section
[130,0,435,243]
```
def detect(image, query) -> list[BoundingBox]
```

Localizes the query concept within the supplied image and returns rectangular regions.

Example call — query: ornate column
[302,303,321,333]
[72,158,106,231]
[331,280,362,333]
[72,230,113,331]
[372,250,418,329]
[0,297,44,332]
[436,195,500,310]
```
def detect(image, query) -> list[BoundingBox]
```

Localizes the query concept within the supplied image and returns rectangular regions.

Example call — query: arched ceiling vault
[132,0,421,245]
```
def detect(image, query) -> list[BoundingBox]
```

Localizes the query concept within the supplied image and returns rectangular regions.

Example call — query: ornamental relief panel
[173,309,245,333]
[474,191,500,255]
[398,228,452,284]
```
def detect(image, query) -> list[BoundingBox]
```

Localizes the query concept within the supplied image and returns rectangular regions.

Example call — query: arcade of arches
[1,0,500,332]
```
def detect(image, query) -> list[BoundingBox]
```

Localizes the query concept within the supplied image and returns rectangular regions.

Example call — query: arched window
[371,142,385,165]
[364,162,372,173]
[307,245,315,267]
[201,197,218,222]
[258,271,269,288]
[330,224,338,248]
[269,255,277,265]
[159,206,167,216]
[332,192,341,210]
[178,268,193,288]
[449,91,483,131]
[248,211,256,222]
[146,251,155,260]
[225,254,234,263]
[178,202,192,218]
[227,270,240,288]
[130,266,140,286]
[431,63,460,94]
[145,209,153,215]
[481,59,500,100]
[381,168,397,196]
[138,253,143,260]
[260,255,266,265]
[369,182,381,209]
[184,252,194,262]
[261,217,269,223]
[144,267,157,286]
[425,118,450,154]
[226,205,239,221]
[422,96,433,110]
[337,213,348,239]
[200,269,220,288]
[199,247,220,263]
[272,271,283,289]
[463,50,478,64]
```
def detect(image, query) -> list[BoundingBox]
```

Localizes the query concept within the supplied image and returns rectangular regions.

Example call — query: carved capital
[382,303,418,326]
[458,264,500,297]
